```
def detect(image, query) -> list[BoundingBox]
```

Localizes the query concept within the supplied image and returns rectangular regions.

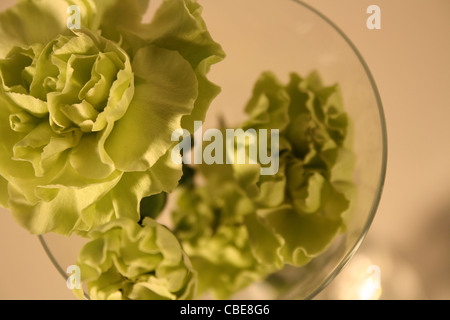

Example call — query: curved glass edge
[290,0,388,300]
[38,0,388,301]
[38,235,90,300]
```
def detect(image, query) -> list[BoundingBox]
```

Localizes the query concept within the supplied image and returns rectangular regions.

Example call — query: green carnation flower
[77,217,196,300]
[0,0,224,235]
[172,182,277,299]
[236,71,356,267]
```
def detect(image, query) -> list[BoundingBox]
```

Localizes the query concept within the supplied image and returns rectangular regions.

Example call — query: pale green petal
[152,219,183,265]
[41,129,81,169]
[0,45,40,93]
[29,39,60,100]
[105,45,197,171]
[285,73,313,117]
[254,175,286,208]
[86,268,125,300]
[4,92,48,117]
[129,279,175,300]
[12,122,53,177]
[232,163,261,199]
[60,100,98,132]
[181,55,223,132]
[108,172,149,222]
[69,133,115,180]
[90,0,149,39]
[156,264,189,293]
[289,170,325,214]
[243,72,290,131]
[7,182,77,235]
[76,193,116,234]
[244,213,284,269]
[81,51,121,106]
[9,111,40,133]
[112,250,162,280]
[320,180,351,220]
[78,238,109,280]
[330,149,356,183]
[47,93,79,132]
[110,151,183,223]
[0,0,68,59]
[7,170,122,234]
[261,206,342,266]
[52,32,99,58]
[125,0,225,132]
[91,52,134,132]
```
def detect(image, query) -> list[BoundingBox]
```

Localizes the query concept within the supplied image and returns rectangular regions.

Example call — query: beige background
[1,0,449,299]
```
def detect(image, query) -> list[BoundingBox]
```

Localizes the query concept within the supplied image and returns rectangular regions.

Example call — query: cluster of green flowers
[172,71,355,298]
[0,0,354,299]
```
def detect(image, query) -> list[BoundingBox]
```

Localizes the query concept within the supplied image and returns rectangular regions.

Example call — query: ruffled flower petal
[77,217,197,300]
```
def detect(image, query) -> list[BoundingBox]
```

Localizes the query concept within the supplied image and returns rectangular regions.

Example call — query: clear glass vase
[40,0,387,300]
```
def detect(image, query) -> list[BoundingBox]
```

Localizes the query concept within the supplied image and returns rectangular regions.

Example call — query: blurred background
[0,0,449,300]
